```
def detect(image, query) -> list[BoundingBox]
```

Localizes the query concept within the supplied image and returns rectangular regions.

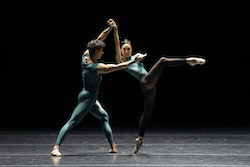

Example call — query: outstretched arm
[97,53,146,74]
[82,26,113,56]
[107,19,126,63]
[96,27,113,42]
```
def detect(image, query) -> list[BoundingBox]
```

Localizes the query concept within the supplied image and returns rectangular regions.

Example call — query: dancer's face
[95,47,104,60]
[121,44,132,58]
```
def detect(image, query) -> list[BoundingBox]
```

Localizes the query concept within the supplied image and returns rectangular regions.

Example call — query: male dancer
[51,22,146,156]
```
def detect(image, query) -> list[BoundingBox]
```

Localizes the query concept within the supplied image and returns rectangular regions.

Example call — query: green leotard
[125,55,149,93]
[125,55,148,80]
[55,54,113,146]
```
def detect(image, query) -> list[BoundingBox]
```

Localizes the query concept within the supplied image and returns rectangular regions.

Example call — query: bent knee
[103,115,109,122]
[101,113,110,122]
[159,57,173,63]
[68,117,81,126]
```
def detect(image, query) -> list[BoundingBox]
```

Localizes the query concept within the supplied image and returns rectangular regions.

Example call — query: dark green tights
[55,90,113,146]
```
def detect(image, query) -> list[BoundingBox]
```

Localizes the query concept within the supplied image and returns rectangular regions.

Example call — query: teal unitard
[55,54,113,146]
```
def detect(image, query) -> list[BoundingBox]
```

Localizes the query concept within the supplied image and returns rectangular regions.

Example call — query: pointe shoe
[133,136,143,154]
[51,148,62,156]
[187,57,206,66]
[195,58,206,65]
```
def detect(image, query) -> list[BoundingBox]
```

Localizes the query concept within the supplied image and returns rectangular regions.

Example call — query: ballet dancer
[108,19,206,153]
[51,24,146,156]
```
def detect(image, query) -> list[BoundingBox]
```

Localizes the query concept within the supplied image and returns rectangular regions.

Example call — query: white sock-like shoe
[187,57,206,66]
[195,58,206,65]
[51,147,62,156]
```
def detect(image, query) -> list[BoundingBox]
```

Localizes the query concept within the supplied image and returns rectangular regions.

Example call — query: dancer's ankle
[53,145,60,150]
[111,142,116,148]
[109,142,117,153]
[138,136,143,140]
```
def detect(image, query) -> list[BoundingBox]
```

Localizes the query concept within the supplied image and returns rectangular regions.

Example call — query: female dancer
[108,19,206,153]
[51,25,146,156]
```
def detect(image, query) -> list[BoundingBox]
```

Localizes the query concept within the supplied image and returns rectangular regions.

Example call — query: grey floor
[1,127,250,167]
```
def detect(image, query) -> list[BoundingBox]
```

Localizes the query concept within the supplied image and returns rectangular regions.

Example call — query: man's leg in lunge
[55,103,89,145]
[89,100,117,153]
[51,99,93,156]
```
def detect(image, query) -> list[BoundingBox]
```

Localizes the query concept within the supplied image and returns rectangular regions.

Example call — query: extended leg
[51,91,95,156]
[51,102,90,156]
[141,56,187,132]
[142,56,205,90]
[142,57,187,90]
[55,102,91,146]
[89,100,116,153]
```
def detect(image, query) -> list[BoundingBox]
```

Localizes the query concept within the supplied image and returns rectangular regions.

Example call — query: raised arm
[114,27,126,63]
[107,19,126,63]
[96,26,113,42]
[82,25,113,56]
[97,53,146,74]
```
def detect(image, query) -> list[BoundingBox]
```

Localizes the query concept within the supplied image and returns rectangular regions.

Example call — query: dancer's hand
[107,19,117,29]
[134,53,147,62]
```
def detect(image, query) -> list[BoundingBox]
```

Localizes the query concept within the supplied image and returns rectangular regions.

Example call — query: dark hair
[121,39,132,46]
[87,40,106,56]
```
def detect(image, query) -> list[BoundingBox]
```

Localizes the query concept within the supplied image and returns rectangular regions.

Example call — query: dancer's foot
[187,57,206,66]
[51,145,62,156]
[109,142,117,153]
[133,136,143,153]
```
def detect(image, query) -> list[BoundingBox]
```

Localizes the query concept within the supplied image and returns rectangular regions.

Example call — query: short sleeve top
[81,54,102,92]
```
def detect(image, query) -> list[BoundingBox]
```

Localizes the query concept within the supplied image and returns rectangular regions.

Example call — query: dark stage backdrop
[1,1,250,129]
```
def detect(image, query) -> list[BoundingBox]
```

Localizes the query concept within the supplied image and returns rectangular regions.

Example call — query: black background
[1,1,250,129]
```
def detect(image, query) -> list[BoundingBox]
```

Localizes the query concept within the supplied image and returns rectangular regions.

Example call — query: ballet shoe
[187,57,206,66]
[109,148,117,153]
[109,143,117,153]
[195,58,206,65]
[133,136,143,154]
[51,147,62,156]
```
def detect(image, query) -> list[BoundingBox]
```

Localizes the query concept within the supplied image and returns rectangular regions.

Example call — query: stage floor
[0,127,250,166]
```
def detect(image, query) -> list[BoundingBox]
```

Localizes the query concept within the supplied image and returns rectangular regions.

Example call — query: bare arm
[82,26,113,56]
[114,28,126,63]
[82,49,89,56]
[96,27,113,41]
[96,54,146,74]
[96,61,135,74]
[107,19,126,63]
